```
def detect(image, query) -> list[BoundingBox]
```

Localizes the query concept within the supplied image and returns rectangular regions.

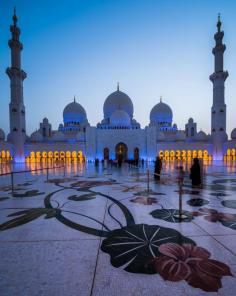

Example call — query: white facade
[1,12,236,163]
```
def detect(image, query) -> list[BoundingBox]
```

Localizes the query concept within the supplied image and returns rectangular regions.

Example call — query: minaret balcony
[6,67,27,80]
[8,39,23,50]
[209,71,228,82]
[212,44,226,54]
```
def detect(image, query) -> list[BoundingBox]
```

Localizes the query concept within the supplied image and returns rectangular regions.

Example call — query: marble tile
[0,239,100,296]
[193,217,236,236]
[213,235,236,256]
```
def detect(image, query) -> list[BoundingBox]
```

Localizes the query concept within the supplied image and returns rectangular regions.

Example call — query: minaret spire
[209,14,228,160]
[6,9,27,162]
[13,7,17,26]
[117,82,120,91]
[217,13,221,33]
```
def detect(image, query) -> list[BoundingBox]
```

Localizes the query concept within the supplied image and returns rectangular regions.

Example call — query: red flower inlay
[199,208,236,222]
[151,243,232,292]
[130,197,157,205]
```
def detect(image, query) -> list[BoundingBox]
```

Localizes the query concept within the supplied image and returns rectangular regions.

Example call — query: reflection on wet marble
[0,161,236,295]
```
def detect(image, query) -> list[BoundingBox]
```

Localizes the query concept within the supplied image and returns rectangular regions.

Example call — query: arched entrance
[115,142,128,162]
[103,147,109,160]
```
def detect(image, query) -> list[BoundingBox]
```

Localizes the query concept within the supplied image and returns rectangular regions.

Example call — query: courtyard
[0,160,236,295]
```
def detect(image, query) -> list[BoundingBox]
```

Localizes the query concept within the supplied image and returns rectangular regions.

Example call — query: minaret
[6,8,27,162]
[209,14,228,160]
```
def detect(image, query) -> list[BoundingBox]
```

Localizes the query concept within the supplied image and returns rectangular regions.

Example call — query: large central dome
[103,86,134,119]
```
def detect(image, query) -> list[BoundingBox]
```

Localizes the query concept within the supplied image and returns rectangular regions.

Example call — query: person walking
[154,156,162,180]
[190,157,201,188]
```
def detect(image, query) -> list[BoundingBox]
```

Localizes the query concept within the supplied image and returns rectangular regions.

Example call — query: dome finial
[13,7,17,26]
[160,95,162,103]
[117,82,120,91]
[74,95,76,103]
[217,13,222,32]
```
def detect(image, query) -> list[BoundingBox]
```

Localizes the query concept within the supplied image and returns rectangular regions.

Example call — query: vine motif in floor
[0,177,233,292]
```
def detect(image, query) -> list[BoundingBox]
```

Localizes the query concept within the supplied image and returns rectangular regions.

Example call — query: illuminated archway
[159,150,164,158]
[115,142,128,161]
[198,150,203,158]
[66,151,71,158]
[0,150,12,163]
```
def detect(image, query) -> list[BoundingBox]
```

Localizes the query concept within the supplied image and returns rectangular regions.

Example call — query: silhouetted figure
[95,158,99,167]
[190,158,201,187]
[117,156,122,168]
[141,158,144,167]
[154,156,162,180]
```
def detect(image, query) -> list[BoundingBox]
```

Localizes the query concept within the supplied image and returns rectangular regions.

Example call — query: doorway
[115,142,128,161]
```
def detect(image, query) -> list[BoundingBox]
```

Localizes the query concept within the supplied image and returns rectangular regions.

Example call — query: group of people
[154,156,202,188]
[95,158,146,169]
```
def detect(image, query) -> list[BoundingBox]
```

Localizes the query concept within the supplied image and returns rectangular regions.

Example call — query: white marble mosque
[0,11,236,163]
[2,11,236,296]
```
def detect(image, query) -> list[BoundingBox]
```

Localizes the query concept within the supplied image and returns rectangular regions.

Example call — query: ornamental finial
[160,96,162,103]
[117,82,120,91]
[13,7,17,26]
[217,13,221,32]
[74,95,76,103]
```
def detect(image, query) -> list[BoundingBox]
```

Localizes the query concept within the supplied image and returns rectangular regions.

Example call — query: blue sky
[1,0,236,136]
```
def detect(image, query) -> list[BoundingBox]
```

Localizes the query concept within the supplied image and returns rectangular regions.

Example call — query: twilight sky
[1,0,236,136]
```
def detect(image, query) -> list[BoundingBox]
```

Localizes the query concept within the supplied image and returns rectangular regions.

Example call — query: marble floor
[0,161,236,296]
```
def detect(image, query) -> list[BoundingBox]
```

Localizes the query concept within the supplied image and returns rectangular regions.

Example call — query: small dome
[231,128,236,140]
[30,131,43,142]
[110,110,131,127]
[103,87,134,119]
[7,132,13,142]
[196,131,207,141]
[176,131,186,141]
[63,99,87,124]
[43,117,49,123]
[150,99,173,124]
[0,129,5,141]
[52,131,65,142]
[188,118,194,123]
